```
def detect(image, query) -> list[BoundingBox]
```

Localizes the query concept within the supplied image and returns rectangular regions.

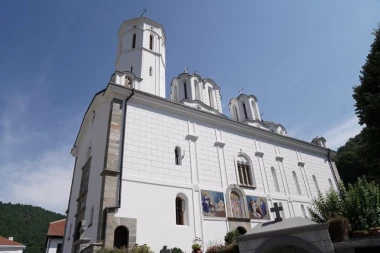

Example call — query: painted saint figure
[202,193,211,213]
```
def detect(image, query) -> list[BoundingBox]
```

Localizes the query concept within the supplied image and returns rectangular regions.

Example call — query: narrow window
[208,88,213,107]
[230,191,243,218]
[271,167,280,192]
[125,76,132,88]
[312,175,320,194]
[132,33,136,48]
[175,146,181,165]
[130,66,133,72]
[149,66,152,76]
[279,202,285,218]
[293,171,301,195]
[176,197,184,225]
[56,244,62,253]
[114,226,129,249]
[184,83,188,99]
[328,178,334,190]
[195,81,200,100]
[301,204,307,218]
[149,34,153,50]
[89,206,94,226]
[243,103,248,119]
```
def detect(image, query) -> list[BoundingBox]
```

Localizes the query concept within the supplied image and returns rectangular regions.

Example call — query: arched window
[208,88,214,107]
[149,66,152,76]
[279,202,285,218]
[89,206,94,226]
[271,167,280,192]
[174,146,182,165]
[243,103,248,119]
[312,175,320,194]
[184,82,188,99]
[328,178,334,190]
[234,105,239,121]
[236,155,255,187]
[149,34,153,50]
[114,226,129,249]
[230,191,243,218]
[132,33,136,48]
[301,204,307,218]
[130,66,133,72]
[175,197,184,225]
[125,76,132,88]
[293,171,301,195]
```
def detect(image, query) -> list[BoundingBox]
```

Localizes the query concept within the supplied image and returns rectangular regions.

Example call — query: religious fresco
[201,190,226,218]
[246,195,270,220]
[230,191,244,218]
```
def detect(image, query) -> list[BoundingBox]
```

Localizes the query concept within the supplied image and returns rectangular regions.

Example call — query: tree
[309,178,380,231]
[352,23,380,182]
[334,133,371,185]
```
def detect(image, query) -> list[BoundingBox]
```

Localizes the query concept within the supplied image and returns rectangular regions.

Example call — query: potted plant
[192,243,202,253]
[328,217,350,242]
[192,238,203,253]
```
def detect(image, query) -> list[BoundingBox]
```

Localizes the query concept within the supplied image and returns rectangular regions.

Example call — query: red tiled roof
[0,236,25,247]
[47,219,66,237]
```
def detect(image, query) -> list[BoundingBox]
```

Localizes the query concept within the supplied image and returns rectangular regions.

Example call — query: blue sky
[0,0,379,214]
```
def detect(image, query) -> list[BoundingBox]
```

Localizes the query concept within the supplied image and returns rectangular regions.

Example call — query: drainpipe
[327,148,340,192]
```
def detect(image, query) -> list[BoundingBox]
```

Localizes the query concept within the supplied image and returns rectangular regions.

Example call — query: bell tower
[115,17,166,98]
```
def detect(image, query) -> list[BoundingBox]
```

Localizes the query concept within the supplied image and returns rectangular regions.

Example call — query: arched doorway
[255,236,323,253]
[269,246,309,253]
[114,226,129,249]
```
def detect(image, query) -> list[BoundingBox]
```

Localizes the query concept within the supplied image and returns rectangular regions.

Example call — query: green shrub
[206,243,239,253]
[97,245,153,253]
[192,243,202,251]
[309,177,380,231]
[224,229,239,245]
[171,248,183,253]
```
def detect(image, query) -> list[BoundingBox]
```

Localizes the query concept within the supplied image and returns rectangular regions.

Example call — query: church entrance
[269,245,309,253]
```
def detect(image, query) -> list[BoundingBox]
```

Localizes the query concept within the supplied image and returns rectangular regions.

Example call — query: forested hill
[0,201,65,253]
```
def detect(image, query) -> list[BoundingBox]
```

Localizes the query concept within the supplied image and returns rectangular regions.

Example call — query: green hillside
[0,201,65,253]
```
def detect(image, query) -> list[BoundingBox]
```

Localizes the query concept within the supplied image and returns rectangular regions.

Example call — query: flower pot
[352,230,369,238]
[369,227,380,237]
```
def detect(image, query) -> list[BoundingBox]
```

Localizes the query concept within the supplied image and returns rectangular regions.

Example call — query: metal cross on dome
[270,202,283,222]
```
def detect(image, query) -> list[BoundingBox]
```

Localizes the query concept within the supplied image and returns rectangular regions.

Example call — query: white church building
[62,16,341,253]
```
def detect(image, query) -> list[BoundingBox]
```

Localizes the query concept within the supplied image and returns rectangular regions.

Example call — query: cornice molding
[276,155,284,162]
[298,161,306,167]
[86,84,336,157]
[255,150,264,157]
[214,141,226,148]
[186,133,198,141]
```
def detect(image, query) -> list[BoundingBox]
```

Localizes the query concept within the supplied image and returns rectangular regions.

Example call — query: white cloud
[0,91,79,214]
[322,116,363,150]
[0,147,74,214]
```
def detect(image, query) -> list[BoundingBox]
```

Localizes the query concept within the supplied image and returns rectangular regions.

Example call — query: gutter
[327,148,340,192]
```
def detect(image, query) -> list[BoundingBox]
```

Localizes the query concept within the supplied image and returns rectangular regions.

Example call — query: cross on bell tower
[270,202,283,222]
